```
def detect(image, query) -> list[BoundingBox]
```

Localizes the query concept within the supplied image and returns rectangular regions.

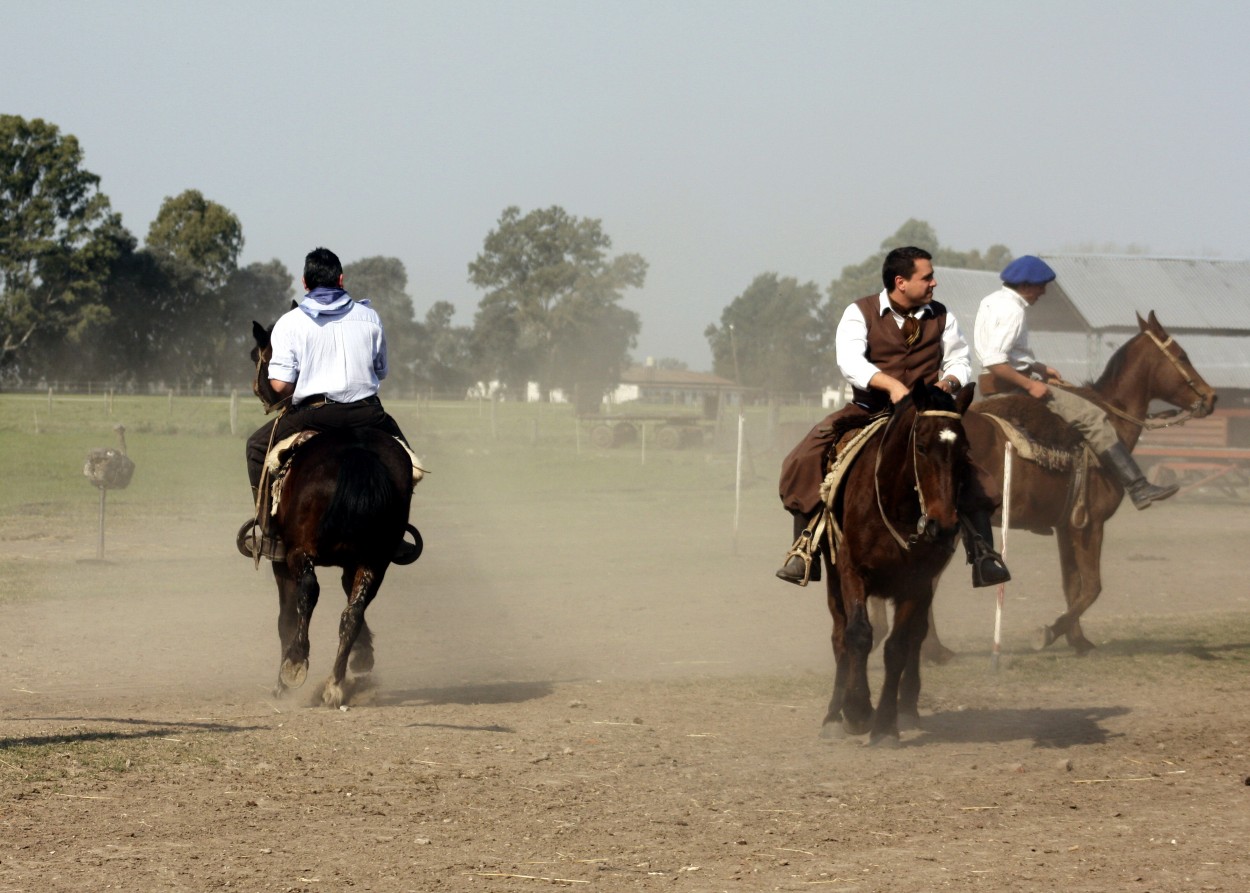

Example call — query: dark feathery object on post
[84,424,135,490]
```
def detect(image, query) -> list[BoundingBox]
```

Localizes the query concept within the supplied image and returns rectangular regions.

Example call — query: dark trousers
[246,398,410,492]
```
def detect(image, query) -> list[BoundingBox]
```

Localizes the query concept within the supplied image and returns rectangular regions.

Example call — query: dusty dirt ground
[3,455,1250,892]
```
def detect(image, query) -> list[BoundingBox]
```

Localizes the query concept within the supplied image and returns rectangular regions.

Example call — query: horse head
[250,321,285,414]
[1134,311,1217,418]
[882,382,969,545]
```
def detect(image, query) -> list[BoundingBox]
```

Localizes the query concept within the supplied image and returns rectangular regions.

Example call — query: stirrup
[969,541,1010,588]
[236,519,286,562]
[776,530,816,586]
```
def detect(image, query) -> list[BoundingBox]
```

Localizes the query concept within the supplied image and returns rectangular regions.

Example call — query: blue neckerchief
[298,286,370,320]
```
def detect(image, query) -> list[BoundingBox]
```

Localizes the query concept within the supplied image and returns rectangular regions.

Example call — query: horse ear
[1147,310,1161,330]
[955,382,975,414]
[1137,312,1148,332]
[252,321,268,346]
[290,300,299,311]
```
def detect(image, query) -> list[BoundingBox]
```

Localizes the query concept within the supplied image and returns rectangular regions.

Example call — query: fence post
[230,389,239,436]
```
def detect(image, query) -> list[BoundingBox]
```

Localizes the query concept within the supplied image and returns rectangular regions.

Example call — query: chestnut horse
[934,311,1216,655]
[250,322,420,706]
[819,381,975,745]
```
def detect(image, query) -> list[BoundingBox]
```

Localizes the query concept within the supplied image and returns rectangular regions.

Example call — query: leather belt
[296,394,381,409]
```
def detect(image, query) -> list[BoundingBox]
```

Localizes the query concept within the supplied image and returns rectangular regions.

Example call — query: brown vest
[850,294,948,413]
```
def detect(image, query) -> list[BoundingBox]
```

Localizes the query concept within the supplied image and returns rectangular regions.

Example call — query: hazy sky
[6,0,1248,369]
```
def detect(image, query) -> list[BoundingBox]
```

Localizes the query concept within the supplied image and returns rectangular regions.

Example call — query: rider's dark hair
[882,246,933,292]
[304,247,343,290]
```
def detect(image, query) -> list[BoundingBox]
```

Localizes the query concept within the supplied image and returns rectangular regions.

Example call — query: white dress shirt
[973,285,1037,371]
[835,290,971,391]
[267,300,389,406]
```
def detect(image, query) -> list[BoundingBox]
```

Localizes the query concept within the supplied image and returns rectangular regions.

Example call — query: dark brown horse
[250,322,419,706]
[820,381,976,745]
[945,312,1216,655]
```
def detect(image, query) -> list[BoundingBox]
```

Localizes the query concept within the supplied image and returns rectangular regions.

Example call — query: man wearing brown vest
[776,246,1010,588]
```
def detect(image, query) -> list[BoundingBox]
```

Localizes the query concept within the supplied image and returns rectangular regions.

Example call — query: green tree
[417,300,474,395]
[343,256,421,395]
[468,206,645,399]
[136,190,250,386]
[145,189,243,290]
[705,273,825,396]
[0,115,126,379]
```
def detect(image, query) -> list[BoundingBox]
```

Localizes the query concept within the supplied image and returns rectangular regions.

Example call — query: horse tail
[318,447,402,548]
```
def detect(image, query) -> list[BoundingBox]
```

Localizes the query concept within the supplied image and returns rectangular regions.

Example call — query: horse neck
[876,410,919,512]
[1093,336,1154,448]
[255,358,282,409]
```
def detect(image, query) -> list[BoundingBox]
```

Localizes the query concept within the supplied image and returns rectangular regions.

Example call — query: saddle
[780,413,889,585]
[971,396,1095,529]
[265,430,427,516]
[239,430,428,565]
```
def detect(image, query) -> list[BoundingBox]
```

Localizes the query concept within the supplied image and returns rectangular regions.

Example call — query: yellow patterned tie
[902,315,920,348]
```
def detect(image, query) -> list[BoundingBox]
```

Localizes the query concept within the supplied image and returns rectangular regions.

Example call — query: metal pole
[734,411,745,553]
[991,441,1014,671]
[97,488,107,560]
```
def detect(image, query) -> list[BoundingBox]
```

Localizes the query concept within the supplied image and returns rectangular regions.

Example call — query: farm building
[933,255,1250,407]
[609,364,743,414]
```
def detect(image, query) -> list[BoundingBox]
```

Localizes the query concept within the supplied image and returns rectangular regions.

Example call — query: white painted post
[734,411,745,552]
[991,441,1014,671]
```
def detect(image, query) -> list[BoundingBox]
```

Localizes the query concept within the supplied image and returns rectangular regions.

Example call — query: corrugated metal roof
[933,263,1250,392]
[1039,255,1250,333]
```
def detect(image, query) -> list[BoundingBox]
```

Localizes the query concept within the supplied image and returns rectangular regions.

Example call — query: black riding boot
[777,513,821,585]
[959,510,1010,588]
[1100,442,1179,509]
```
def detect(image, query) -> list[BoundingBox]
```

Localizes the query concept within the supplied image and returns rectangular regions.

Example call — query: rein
[874,408,963,551]
[254,352,292,415]
[1050,330,1207,431]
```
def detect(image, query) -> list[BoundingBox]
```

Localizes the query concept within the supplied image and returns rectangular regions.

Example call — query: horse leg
[868,597,888,651]
[341,567,375,675]
[272,562,301,698]
[819,559,855,738]
[896,589,934,731]
[322,564,386,708]
[1041,523,1103,655]
[870,594,926,747]
[834,572,875,737]
[276,557,319,694]
[919,603,956,665]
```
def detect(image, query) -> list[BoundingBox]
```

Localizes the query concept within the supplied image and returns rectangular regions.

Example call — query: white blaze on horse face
[938,426,958,444]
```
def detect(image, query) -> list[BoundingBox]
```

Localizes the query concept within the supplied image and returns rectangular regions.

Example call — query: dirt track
[3,468,1250,891]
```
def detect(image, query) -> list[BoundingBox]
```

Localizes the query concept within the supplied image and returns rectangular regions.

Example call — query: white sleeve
[834,303,879,390]
[939,312,972,385]
[974,298,1026,368]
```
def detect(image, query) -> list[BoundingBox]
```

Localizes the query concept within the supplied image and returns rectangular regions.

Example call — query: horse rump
[315,436,411,560]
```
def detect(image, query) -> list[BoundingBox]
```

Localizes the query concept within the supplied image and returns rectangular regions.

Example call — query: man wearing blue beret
[973,255,1177,509]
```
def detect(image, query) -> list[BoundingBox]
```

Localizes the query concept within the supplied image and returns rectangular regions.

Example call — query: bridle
[1055,329,1210,431]
[874,406,963,551]
[253,348,291,415]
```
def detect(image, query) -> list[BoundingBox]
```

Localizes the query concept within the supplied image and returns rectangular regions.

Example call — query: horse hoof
[842,717,873,737]
[922,644,957,666]
[280,658,308,689]
[867,732,901,749]
[819,721,848,740]
[322,680,345,709]
[1037,626,1057,650]
[897,713,921,732]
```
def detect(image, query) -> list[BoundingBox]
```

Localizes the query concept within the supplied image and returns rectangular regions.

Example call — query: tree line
[2,115,1011,402]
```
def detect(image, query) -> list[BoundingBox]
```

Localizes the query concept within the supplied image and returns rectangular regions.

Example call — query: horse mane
[1093,333,1139,392]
